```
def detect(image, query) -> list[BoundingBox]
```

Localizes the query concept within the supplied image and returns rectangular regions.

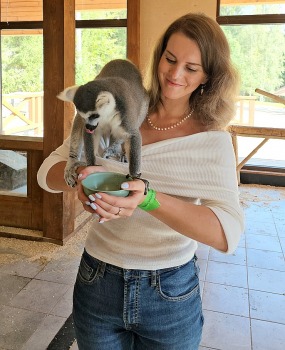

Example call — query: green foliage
[2,35,43,94]
[220,3,285,16]
[1,9,127,93]
[75,28,126,85]
[75,10,127,84]
[223,24,285,96]
[78,9,127,20]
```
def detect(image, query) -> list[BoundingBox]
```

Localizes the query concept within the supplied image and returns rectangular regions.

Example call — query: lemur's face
[79,111,100,134]
[57,84,118,134]
[77,91,117,134]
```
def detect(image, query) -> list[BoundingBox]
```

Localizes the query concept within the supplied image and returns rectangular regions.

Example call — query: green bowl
[82,172,131,197]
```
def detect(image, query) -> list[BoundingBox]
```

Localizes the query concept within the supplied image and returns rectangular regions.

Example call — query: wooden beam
[237,138,269,171]
[76,0,126,10]
[127,0,140,67]
[0,135,43,151]
[0,29,43,35]
[222,0,284,4]
[228,125,285,138]
[218,14,285,24]
[228,124,285,184]
[42,0,76,243]
[255,88,285,105]
[241,169,285,176]
[1,0,126,22]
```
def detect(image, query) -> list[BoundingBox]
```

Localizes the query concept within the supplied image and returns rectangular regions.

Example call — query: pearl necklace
[147,109,194,131]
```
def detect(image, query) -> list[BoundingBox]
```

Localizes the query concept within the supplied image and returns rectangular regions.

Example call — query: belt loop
[151,270,157,287]
[98,261,106,278]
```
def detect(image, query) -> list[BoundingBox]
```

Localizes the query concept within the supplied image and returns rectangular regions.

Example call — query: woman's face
[158,32,207,101]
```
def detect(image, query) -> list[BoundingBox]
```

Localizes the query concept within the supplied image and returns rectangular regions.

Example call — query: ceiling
[0,0,127,22]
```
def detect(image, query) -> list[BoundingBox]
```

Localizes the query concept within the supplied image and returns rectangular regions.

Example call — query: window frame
[217,0,285,187]
[217,0,285,24]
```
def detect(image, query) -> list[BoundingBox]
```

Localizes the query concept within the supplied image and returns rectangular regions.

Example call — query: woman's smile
[166,78,184,87]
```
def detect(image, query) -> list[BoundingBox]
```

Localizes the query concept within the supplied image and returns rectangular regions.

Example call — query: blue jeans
[73,250,204,350]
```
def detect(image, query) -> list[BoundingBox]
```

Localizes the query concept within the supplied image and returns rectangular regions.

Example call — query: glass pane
[75,0,127,20]
[236,138,285,164]
[222,24,285,163]
[75,28,127,85]
[1,31,43,137]
[0,150,27,196]
[223,24,285,127]
[1,0,43,22]
[220,0,285,15]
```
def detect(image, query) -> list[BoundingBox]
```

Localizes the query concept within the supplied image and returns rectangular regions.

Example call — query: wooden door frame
[0,0,140,244]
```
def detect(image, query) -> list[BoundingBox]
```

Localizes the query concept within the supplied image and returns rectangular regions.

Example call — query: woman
[38,13,244,350]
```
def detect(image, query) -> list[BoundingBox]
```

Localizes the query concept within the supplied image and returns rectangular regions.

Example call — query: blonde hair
[144,13,240,130]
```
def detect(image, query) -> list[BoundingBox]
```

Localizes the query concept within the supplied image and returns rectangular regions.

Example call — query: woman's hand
[76,165,107,214]
[81,178,147,223]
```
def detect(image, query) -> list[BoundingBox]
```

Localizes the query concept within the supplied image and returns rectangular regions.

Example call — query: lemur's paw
[126,174,149,194]
[64,162,86,187]
[64,170,77,188]
[126,173,141,179]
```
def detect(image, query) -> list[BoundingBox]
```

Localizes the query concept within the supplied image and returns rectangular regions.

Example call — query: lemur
[57,59,149,188]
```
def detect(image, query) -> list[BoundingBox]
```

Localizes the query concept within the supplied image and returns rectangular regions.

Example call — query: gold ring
[115,207,122,216]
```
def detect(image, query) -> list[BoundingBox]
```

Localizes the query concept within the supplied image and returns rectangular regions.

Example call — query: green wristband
[138,189,160,211]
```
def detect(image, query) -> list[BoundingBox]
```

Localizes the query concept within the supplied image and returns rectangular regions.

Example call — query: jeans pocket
[77,253,101,285]
[157,259,200,302]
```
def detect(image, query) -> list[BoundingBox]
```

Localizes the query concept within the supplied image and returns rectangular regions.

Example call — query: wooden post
[42,0,76,243]
[127,0,140,67]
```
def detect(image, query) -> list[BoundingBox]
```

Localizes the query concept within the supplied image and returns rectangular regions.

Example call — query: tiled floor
[0,184,285,350]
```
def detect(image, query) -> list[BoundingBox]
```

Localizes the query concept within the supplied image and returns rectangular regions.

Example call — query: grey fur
[57,59,149,187]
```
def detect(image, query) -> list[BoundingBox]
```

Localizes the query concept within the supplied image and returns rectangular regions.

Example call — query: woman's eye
[166,57,175,64]
[186,67,197,72]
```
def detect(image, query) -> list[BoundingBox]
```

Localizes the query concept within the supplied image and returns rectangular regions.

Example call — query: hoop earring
[200,84,205,95]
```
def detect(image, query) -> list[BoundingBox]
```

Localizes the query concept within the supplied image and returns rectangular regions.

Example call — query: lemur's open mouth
[85,124,98,134]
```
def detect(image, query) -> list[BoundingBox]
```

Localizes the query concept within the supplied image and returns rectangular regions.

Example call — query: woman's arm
[37,137,106,195]
[86,180,233,252]
[153,192,228,252]
[46,161,75,192]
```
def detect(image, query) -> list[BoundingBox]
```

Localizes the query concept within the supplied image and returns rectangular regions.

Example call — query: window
[0,0,128,198]
[1,31,44,137]
[220,0,285,15]
[0,0,128,137]
[75,1,127,81]
[218,1,285,177]
[0,149,27,195]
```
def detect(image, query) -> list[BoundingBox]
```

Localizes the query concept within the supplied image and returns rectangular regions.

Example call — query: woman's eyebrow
[165,50,202,66]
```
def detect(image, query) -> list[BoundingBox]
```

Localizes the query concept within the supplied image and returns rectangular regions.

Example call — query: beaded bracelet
[138,189,160,211]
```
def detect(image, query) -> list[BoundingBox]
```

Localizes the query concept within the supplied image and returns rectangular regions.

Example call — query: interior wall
[140,0,217,73]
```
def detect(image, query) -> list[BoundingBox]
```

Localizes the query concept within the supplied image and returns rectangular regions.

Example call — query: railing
[0,92,282,136]
[1,92,43,136]
[229,89,285,183]
[1,93,254,136]
[234,95,257,126]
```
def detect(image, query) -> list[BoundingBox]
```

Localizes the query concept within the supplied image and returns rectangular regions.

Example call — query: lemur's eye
[89,113,99,120]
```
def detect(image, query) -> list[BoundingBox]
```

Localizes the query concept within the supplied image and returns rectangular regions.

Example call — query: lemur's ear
[57,85,79,102]
[96,92,111,109]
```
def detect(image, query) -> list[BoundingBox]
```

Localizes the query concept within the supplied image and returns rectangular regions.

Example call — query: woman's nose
[169,64,182,79]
